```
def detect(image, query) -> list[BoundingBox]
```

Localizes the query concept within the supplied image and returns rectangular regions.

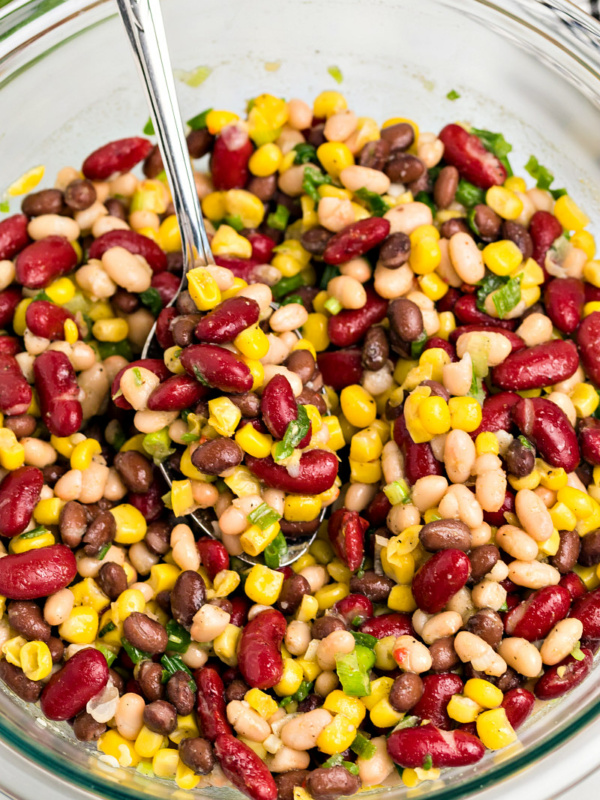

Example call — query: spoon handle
[116,0,213,270]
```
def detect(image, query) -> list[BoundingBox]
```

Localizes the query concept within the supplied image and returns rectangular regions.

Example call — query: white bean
[449,232,485,284]
[444,429,476,484]
[280,708,333,750]
[101,247,152,293]
[540,618,583,666]
[498,637,543,678]
[515,489,554,542]
[508,560,560,589]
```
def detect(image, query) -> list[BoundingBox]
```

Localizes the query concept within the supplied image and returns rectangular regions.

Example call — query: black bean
[3,414,36,438]
[191,438,243,476]
[276,574,311,615]
[579,531,600,567]
[467,609,503,649]
[419,519,471,552]
[138,661,165,702]
[225,679,249,703]
[433,166,459,209]
[505,438,535,478]
[385,154,424,184]
[82,510,116,557]
[59,500,89,548]
[380,123,414,152]
[64,179,96,211]
[279,518,321,537]
[42,464,67,486]
[285,350,316,385]
[472,204,501,242]
[48,636,64,663]
[112,290,140,314]
[361,326,389,371]
[275,771,311,800]
[297,693,324,713]
[179,737,215,775]
[470,544,500,582]
[301,226,332,256]
[550,529,581,573]
[187,129,213,159]
[114,451,154,494]
[171,571,206,629]
[359,139,390,170]
[0,661,42,702]
[143,145,164,179]
[166,670,195,715]
[440,218,471,239]
[297,388,327,415]
[311,615,347,640]
[349,571,394,603]
[379,231,411,269]
[97,562,128,601]
[247,175,277,203]
[388,298,424,343]
[176,290,198,315]
[389,674,423,712]
[73,711,107,741]
[143,700,177,735]
[502,221,533,260]
[123,612,168,654]
[171,314,202,347]
[105,198,127,220]
[429,636,460,671]
[145,520,171,556]
[21,189,64,217]
[306,766,361,800]
[8,601,50,642]
[421,379,450,401]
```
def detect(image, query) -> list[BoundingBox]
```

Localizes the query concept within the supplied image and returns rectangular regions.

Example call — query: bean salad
[0,89,600,799]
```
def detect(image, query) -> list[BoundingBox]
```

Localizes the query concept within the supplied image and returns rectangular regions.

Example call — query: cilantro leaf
[354,187,390,217]
[187,108,212,130]
[446,89,460,101]
[273,405,311,463]
[492,274,522,319]
[293,143,318,165]
[410,331,428,359]
[471,127,513,176]
[455,179,485,208]
[524,155,554,191]
[302,166,333,203]
[264,531,288,569]
[139,287,163,316]
[476,272,508,312]
[143,117,155,136]
[266,204,290,231]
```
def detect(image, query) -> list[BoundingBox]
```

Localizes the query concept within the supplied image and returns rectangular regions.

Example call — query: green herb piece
[518,435,533,450]
[302,166,333,203]
[223,215,243,233]
[180,431,200,444]
[143,118,155,136]
[550,187,567,200]
[273,405,311,463]
[192,364,211,387]
[351,632,377,650]
[19,525,49,540]
[394,716,420,731]
[422,754,433,771]
[351,616,363,628]
[280,295,304,307]
[354,187,390,217]
[97,543,111,561]
[446,89,461,101]
[161,653,196,690]
[524,155,554,190]
[383,480,410,506]
[498,601,508,612]
[162,491,173,510]
[320,264,341,290]
[571,642,585,661]
[264,531,289,569]
[351,733,376,760]
[97,340,133,362]
[279,696,293,707]
[122,638,152,665]
[272,274,305,300]
[143,427,176,465]
[290,680,313,703]
[175,66,212,88]
[414,191,436,214]
[467,206,481,237]
[455,179,485,208]
[471,127,513,176]
[328,65,343,84]
[492,274,521,319]
[336,648,372,697]
[96,643,117,667]
[322,754,359,775]
[293,143,318,165]
[187,108,213,130]
[266,204,290,231]
[0,200,9,213]
[139,287,163,317]
[166,619,191,654]
[98,621,117,638]
[324,296,343,315]
[33,290,52,302]
[249,502,282,530]
[468,370,486,406]
[132,367,142,386]
[476,272,507,312]
[411,331,428,359]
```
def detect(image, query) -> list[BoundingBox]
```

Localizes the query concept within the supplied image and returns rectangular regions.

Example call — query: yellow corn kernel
[584,302,600,317]
[201,191,227,222]
[234,324,270,360]
[350,428,383,463]
[508,471,541,491]
[315,582,349,611]
[7,165,45,196]
[249,143,283,177]
[205,109,240,135]
[111,503,147,545]
[323,691,366,728]
[92,317,128,342]
[476,708,516,750]
[274,659,304,696]
[523,284,545,309]
[213,623,242,667]
[70,437,102,470]
[418,349,449,385]
[571,230,596,260]
[370,697,404,729]
[317,713,356,755]
[224,465,262,497]
[130,180,169,215]
[244,564,285,605]
[300,195,318,228]
[99,730,141,767]
[309,539,335,565]
[387,584,417,613]
[411,224,440,243]
[222,276,248,301]
[557,486,595,519]
[437,310,456,341]
[59,605,98,644]
[349,458,381,484]
[447,695,482,723]
[208,396,242,438]
[548,502,575,534]
[208,569,240,600]
[13,298,32,337]
[409,236,441,275]
[418,271,449,301]
[33,497,65,526]
[381,548,415,585]
[317,142,354,178]
[271,253,303,278]
[296,657,322,684]
[340,384,376,429]
[235,423,272,459]
[486,186,523,220]
[241,357,264,391]
[302,313,330,352]
[293,553,317,573]
[292,338,317,361]
[113,588,146,625]
[576,563,600,590]
[312,291,329,315]
[327,558,351,584]
[504,176,527,193]
[211,225,252,259]
[187,266,221,311]
[418,396,451,436]
[225,189,265,228]
[0,429,25,470]
[9,528,55,554]
[319,184,353,201]
[538,527,561,557]
[374,636,397,672]
[294,594,319,622]
[20,640,52,681]
[175,759,200,791]
[554,194,590,231]
[240,521,281,556]
[248,94,288,144]
[464,678,503,709]
[156,215,181,253]
[571,383,599,418]
[313,91,347,118]
[71,577,108,613]
[361,677,395,711]
[475,432,500,456]
[152,747,179,779]
[62,318,79,345]
[483,239,523,277]
[50,434,75,458]
[169,713,200,744]
[2,636,27,666]
[449,396,483,432]
[245,688,279,719]
[538,466,568,491]
[148,565,182,596]
[284,494,322,523]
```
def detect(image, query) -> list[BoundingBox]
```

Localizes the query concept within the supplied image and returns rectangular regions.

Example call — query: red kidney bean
[151,271,180,307]
[111,358,170,410]
[0,544,77,600]
[0,214,29,260]
[40,648,109,721]
[327,286,388,348]
[0,354,33,416]
[483,489,515,528]
[534,648,593,700]
[261,374,311,446]
[0,467,43,537]
[422,336,457,361]
[453,295,516,330]
[230,596,250,628]
[81,137,152,180]
[214,733,277,800]
[245,450,338,494]
[413,673,464,730]
[317,349,363,391]
[577,311,600,387]
[501,688,535,729]
[155,307,177,349]
[585,284,600,304]
[210,126,254,191]
[246,231,276,263]
[529,210,563,268]
[0,288,22,329]
[512,396,579,472]
[197,537,230,581]
[437,287,460,313]
[412,550,471,614]
[387,722,485,768]
[579,417,600,465]
[365,491,392,527]
[570,586,600,639]
[493,340,579,391]
[34,350,82,437]
[472,392,520,439]
[438,124,507,188]
[560,572,587,601]
[15,236,78,289]
[238,609,285,690]
[194,667,231,741]
[180,344,253,393]
[359,613,414,639]
[195,297,260,344]
[450,325,525,353]
[25,300,76,341]
[544,278,585,334]
[393,415,443,485]
[213,255,260,282]
[334,594,373,625]
[328,508,369,572]
[323,218,390,265]
[504,586,571,641]
[147,374,208,412]
[0,336,20,356]
[88,229,167,274]
[127,479,164,521]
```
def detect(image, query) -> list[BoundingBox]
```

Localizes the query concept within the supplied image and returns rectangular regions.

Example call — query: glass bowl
[0,0,600,798]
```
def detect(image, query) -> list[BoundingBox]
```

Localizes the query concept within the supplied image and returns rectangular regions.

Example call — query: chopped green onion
[354,187,390,217]
[136,762,155,777]
[192,365,211,387]
[302,166,333,203]
[266,204,290,231]
[143,118,155,136]
[132,367,142,386]
[34,290,52,302]
[160,653,196,690]
[97,643,117,667]
[180,432,200,444]
[98,621,116,638]
[351,733,376,760]
[492,274,521,319]
[327,65,343,84]
[248,502,282,530]
[422,754,433,771]
[351,632,377,650]
[455,179,485,208]
[410,331,428,359]
[273,405,311,463]
[97,543,111,561]
[97,340,133,362]
[187,108,213,131]
[571,642,585,661]
[280,295,304,306]
[414,191,436,214]
[383,480,410,506]
[291,680,313,703]
[161,491,173,510]
[322,754,359,775]
[550,187,567,200]
[336,647,372,697]
[139,287,163,316]
[446,90,460,101]
[518,435,533,450]
[175,66,212,88]
[223,215,243,232]
[166,619,191,654]
[272,274,305,300]
[524,155,554,191]
[293,143,318,165]
[468,370,486,406]
[0,200,9,214]
[143,427,176,465]
[393,715,419,732]
[121,638,152,665]
[351,616,363,628]
[264,532,288,569]
[19,525,49,540]
[498,601,508,613]
[324,296,343,315]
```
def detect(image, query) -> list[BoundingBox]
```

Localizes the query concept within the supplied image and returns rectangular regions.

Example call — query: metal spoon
[116,0,320,565]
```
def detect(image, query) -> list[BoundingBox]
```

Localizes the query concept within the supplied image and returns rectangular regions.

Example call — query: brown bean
[276,574,311,615]
[579,531,600,567]
[143,146,164,179]
[274,771,311,800]
[378,231,411,269]
[429,636,460,672]
[143,699,177,735]
[176,290,198,315]
[3,414,37,439]
[307,766,361,800]
[307,124,326,148]
[8,601,51,642]
[113,451,153,494]
[280,518,322,537]
[286,350,316,385]
[312,615,348,640]
[0,661,42,702]
[171,570,206,629]
[171,314,202,347]
[550,529,580,573]
[187,129,213,159]
[408,170,432,196]
[470,544,500,582]
[497,668,522,693]
[440,218,470,239]
[42,464,67,486]
[433,166,459,209]
[225,679,250,703]
[97,562,128,600]
[109,668,125,695]
[123,612,168,654]
[467,608,503,649]
[297,388,327,415]
[505,438,536,478]
[48,636,64,663]
[380,123,415,152]
[385,153,425,184]
[111,290,140,314]
[301,226,333,256]
[472,204,501,242]
[359,139,390,170]
[298,693,324,713]
[145,520,171,555]
[389,673,424,712]
[104,198,127,220]
[191,438,243,476]
[179,737,215,775]
[502,221,533,260]
[138,660,165,702]
[59,500,89,548]
[73,711,107,741]
[247,176,277,203]
[361,327,389,373]
[166,670,195,715]
[64,179,97,211]
[421,380,450,402]
[227,392,261,418]
[388,298,423,343]
[22,189,64,217]
[82,510,116,557]
[349,571,394,603]
[419,520,471,552]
